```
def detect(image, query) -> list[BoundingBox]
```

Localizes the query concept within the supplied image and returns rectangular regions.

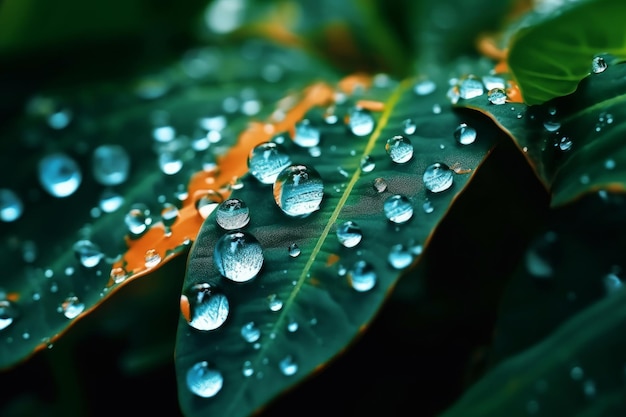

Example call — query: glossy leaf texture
[0,40,336,370]
[175,61,511,417]
[456,58,626,207]
[506,0,626,105]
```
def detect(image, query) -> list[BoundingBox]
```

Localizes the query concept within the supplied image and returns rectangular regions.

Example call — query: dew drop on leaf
[267,293,283,312]
[373,177,387,193]
[591,55,608,74]
[273,164,324,217]
[248,142,292,185]
[110,267,128,284]
[487,88,507,105]
[158,150,184,175]
[92,145,130,186]
[387,244,413,270]
[242,360,254,377]
[482,75,506,90]
[0,299,18,331]
[557,136,572,151]
[161,203,179,226]
[186,361,223,398]
[458,75,484,99]
[414,79,436,96]
[279,355,298,376]
[0,189,23,222]
[125,203,153,236]
[293,119,320,148]
[385,135,413,164]
[525,231,558,279]
[73,239,104,268]
[346,107,375,137]
[423,163,454,193]
[215,198,250,230]
[360,155,375,172]
[214,231,264,282]
[99,188,124,213]
[196,190,223,219]
[288,243,301,258]
[287,318,299,332]
[240,321,261,343]
[336,220,363,248]
[454,123,477,145]
[144,249,162,268]
[603,266,623,295]
[181,283,229,331]
[347,260,377,292]
[58,295,85,319]
[402,118,417,135]
[383,195,413,224]
[38,152,82,198]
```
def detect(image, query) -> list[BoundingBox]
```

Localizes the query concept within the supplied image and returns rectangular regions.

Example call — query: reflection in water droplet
[383,195,413,224]
[216,198,250,230]
[591,56,608,74]
[267,294,283,312]
[279,355,298,376]
[482,75,505,90]
[0,189,23,222]
[125,204,153,236]
[373,177,387,193]
[347,107,375,137]
[73,239,104,268]
[182,283,229,331]
[144,249,161,268]
[273,165,324,217]
[196,190,223,219]
[385,135,413,163]
[214,231,264,282]
[423,163,454,193]
[92,145,130,186]
[336,221,363,248]
[487,88,507,105]
[0,299,18,331]
[39,152,82,198]
[293,119,320,147]
[288,243,301,258]
[388,244,413,269]
[454,123,477,145]
[159,150,184,175]
[348,260,377,292]
[59,295,85,319]
[248,142,292,185]
[360,155,375,173]
[187,361,223,398]
[241,321,261,343]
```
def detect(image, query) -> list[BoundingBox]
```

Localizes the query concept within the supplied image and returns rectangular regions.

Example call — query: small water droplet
[336,221,363,248]
[196,190,223,219]
[214,231,264,282]
[526,231,558,278]
[242,360,254,377]
[144,249,162,268]
[360,155,375,173]
[241,321,261,343]
[287,318,299,332]
[182,282,229,331]
[267,294,283,312]
[487,88,507,105]
[423,163,454,193]
[73,239,104,268]
[458,76,484,99]
[402,118,417,135]
[583,379,596,397]
[570,365,584,381]
[432,103,442,114]
[385,135,413,163]
[215,198,250,230]
[293,119,320,147]
[347,107,375,137]
[248,142,292,185]
[383,195,413,224]
[0,299,18,331]
[422,200,434,214]
[603,266,623,295]
[186,361,223,398]
[414,79,436,96]
[482,75,506,90]
[0,189,23,222]
[92,145,130,186]
[604,158,616,170]
[288,243,301,258]
[387,244,413,269]
[110,267,128,284]
[454,123,477,145]
[161,203,179,226]
[273,164,324,217]
[58,295,85,319]
[99,188,124,213]
[125,204,152,236]
[591,55,608,74]
[38,152,82,198]
[279,355,298,376]
[348,260,377,292]
[158,149,184,175]
[557,136,573,151]
[373,177,387,193]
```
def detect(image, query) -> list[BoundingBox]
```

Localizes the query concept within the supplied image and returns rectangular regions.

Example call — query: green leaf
[456,59,626,207]
[175,63,507,417]
[506,0,626,105]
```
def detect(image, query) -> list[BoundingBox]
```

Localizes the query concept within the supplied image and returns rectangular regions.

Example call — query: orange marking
[6,292,19,302]
[506,80,524,103]
[355,100,385,112]
[326,253,340,267]
[180,294,191,323]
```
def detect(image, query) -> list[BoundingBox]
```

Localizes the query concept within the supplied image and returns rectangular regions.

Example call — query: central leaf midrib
[228,77,413,415]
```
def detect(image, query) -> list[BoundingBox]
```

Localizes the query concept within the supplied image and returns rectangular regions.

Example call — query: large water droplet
[125,204,152,236]
[348,260,377,292]
[591,55,608,74]
[92,145,130,186]
[214,231,264,282]
[336,221,363,248]
[216,198,250,230]
[196,190,223,219]
[241,321,261,343]
[182,283,229,331]
[385,135,413,163]
[144,249,161,268]
[58,295,85,319]
[279,355,298,376]
[293,119,320,147]
[273,164,324,217]
[73,239,104,268]
[0,299,18,331]
[383,194,413,224]
[186,361,223,398]
[0,189,23,222]
[458,76,484,99]
[248,142,292,185]
[347,107,375,137]
[454,123,477,145]
[388,244,413,269]
[38,153,82,198]
[423,163,454,193]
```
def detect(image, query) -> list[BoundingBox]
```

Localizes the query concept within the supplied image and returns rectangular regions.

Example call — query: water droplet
[348,260,377,292]
[360,155,375,173]
[454,123,477,145]
[488,88,507,105]
[214,231,264,282]
[526,231,558,278]
[402,118,417,135]
[140,249,161,270]
[432,104,442,114]
[591,56,608,74]
[38,152,82,198]
[458,76,484,99]
[383,195,413,224]
[293,119,320,147]
[0,189,23,222]
[58,295,85,319]
[215,198,250,230]
[0,299,18,331]
[267,294,283,312]
[558,136,573,151]
[287,318,299,332]
[273,164,324,217]
[182,282,229,331]
[422,200,434,214]
[248,142,292,185]
[125,204,152,236]
[373,177,387,193]
[482,75,506,90]
[385,135,413,163]
[288,243,301,258]
[73,239,104,268]
[99,188,124,213]
[92,145,130,186]
[110,267,128,284]
[336,221,363,248]
[423,163,454,193]
[47,107,72,129]
[279,355,298,376]
[161,203,179,226]
[158,150,184,175]
[604,158,616,170]
[241,321,261,343]
[388,244,413,269]
[583,379,596,397]
[186,361,223,398]
[242,360,254,377]
[414,79,436,96]
[603,266,623,295]
[570,365,584,381]
[347,107,375,137]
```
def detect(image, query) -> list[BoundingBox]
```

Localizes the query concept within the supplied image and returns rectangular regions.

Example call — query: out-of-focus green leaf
[506,0,626,105]
[175,60,511,417]
[0,40,335,370]
[457,59,626,207]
